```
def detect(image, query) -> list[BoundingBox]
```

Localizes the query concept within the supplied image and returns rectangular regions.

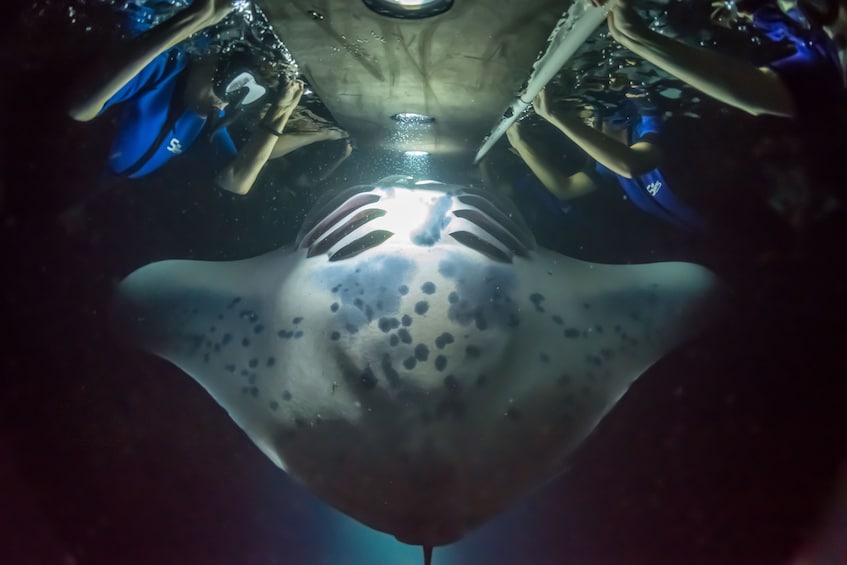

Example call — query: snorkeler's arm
[267,127,349,160]
[66,0,233,122]
[506,123,597,199]
[607,0,795,117]
[534,101,662,179]
[216,80,305,196]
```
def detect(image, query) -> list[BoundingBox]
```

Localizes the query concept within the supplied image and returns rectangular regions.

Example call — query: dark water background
[2,0,847,563]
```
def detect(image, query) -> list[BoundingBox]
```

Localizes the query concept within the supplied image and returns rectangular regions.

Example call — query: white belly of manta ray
[115,178,725,561]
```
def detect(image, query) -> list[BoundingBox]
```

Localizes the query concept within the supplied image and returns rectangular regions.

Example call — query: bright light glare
[404,150,430,157]
[391,0,437,6]
[392,112,435,124]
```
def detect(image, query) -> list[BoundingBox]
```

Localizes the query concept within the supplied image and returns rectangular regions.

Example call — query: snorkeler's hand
[607,0,651,42]
[532,88,555,120]
[266,80,305,121]
[186,0,235,29]
[506,122,524,145]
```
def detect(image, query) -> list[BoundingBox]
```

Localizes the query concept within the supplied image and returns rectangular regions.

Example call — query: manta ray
[115,177,724,564]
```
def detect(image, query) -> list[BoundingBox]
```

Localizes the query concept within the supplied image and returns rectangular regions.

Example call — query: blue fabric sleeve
[632,115,661,141]
[100,48,188,114]
[210,127,238,158]
[753,7,845,113]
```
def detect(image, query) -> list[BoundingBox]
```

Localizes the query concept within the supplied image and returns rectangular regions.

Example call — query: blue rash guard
[753,6,846,115]
[101,47,237,179]
[594,114,709,233]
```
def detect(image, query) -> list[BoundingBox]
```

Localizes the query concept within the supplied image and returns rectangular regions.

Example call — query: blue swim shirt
[101,48,236,178]
[753,6,845,115]
[595,114,709,233]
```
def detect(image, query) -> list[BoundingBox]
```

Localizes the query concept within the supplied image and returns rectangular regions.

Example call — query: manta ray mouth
[297,180,537,263]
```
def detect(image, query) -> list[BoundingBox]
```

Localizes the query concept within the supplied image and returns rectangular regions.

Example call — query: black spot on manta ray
[267,357,276,367]
[390,334,399,346]
[443,375,460,393]
[415,301,429,315]
[222,333,232,345]
[435,332,454,349]
[414,344,429,361]
[435,355,447,371]
[421,282,436,294]
[403,357,417,370]
[331,302,339,312]
[530,293,545,312]
[330,331,341,341]
[240,310,259,323]
[253,324,264,334]
[466,345,481,358]
[378,318,396,333]
[242,338,251,347]
[282,390,292,401]
[448,291,459,304]
[399,285,409,295]
[249,359,258,368]
[564,329,580,339]
[398,328,412,344]
[293,317,303,324]
[402,314,412,327]
[552,315,563,325]
[443,262,520,330]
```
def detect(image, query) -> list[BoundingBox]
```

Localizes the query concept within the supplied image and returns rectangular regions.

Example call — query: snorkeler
[506,87,707,233]
[66,0,349,195]
[596,0,846,118]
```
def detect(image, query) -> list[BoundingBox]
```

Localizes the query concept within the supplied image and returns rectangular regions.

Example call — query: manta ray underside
[115,178,725,563]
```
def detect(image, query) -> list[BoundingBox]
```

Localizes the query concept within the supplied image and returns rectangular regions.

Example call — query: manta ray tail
[423,545,433,565]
